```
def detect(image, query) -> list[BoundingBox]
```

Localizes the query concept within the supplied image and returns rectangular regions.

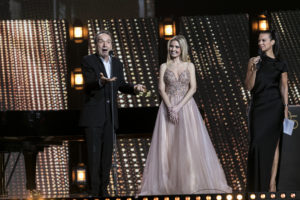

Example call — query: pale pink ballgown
[138,67,232,195]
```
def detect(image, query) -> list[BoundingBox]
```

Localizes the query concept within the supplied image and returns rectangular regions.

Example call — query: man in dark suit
[79,30,145,196]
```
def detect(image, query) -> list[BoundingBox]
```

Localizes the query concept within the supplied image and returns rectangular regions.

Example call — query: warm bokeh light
[164,24,174,36]
[237,194,243,200]
[75,73,84,85]
[205,195,211,200]
[280,193,286,198]
[74,26,83,38]
[77,169,86,182]
[291,193,296,198]
[250,194,256,199]
[226,194,233,200]
[259,19,269,31]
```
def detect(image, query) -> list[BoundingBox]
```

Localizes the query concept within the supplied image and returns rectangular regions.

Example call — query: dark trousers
[85,120,113,196]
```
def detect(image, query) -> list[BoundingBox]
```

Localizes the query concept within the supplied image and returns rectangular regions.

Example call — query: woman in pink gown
[138,35,232,195]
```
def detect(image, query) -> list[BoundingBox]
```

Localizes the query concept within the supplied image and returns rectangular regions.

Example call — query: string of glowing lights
[0,20,68,111]
[181,15,250,191]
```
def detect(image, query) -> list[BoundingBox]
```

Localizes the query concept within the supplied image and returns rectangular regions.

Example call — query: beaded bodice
[164,68,190,98]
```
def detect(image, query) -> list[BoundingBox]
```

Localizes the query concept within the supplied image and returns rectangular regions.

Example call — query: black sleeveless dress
[247,55,288,192]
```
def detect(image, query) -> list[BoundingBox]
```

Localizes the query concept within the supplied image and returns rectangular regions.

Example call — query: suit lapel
[92,54,108,77]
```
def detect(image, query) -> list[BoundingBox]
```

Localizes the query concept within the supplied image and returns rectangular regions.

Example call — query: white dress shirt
[100,56,112,78]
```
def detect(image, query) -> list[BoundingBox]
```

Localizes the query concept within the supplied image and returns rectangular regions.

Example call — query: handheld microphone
[256,49,262,70]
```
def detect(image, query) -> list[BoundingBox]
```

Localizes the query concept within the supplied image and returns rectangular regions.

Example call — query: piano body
[0,110,83,196]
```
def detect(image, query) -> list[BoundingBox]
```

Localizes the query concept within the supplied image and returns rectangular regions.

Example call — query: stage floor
[1,191,300,200]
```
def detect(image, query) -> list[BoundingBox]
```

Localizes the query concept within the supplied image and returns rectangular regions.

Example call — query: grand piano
[0,110,83,195]
[0,108,156,195]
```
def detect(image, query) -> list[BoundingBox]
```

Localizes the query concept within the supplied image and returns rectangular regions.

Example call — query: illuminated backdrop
[0,20,68,111]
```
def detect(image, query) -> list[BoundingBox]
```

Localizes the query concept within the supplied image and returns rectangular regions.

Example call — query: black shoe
[87,190,99,197]
[29,189,41,199]
[100,189,109,197]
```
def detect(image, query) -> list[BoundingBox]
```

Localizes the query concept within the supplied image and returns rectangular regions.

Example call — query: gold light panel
[0,20,68,111]
[36,141,69,198]
[181,15,250,191]
[4,153,27,197]
[107,136,151,196]
[270,11,300,104]
[87,18,160,108]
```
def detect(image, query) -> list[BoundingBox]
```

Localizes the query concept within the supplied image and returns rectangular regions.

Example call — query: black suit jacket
[79,53,135,128]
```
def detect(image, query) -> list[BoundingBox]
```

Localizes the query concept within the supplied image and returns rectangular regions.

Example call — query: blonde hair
[167,35,190,63]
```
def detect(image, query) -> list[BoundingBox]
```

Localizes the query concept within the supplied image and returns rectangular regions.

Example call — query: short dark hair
[94,30,113,45]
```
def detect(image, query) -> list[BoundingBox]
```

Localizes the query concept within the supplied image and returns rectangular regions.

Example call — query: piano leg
[23,150,38,191]
[0,153,5,195]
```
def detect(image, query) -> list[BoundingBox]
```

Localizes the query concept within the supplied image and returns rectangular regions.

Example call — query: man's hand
[100,72,117,84]
[134,84,146,93]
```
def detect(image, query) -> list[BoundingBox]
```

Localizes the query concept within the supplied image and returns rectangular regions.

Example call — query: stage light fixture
[226,194,233,200]
[72,163,87,187]
[74,26,83,39]
[249,194,256,199]
[237,194,243,200]
[71,67,84,90]
[270,193,276,199]
[185,196,191,200]
[291,193,296,198]
[70,19,87,43]
[280,193,286,198]
[159,18,176,40]
[164,197,169,200]
[164,24,174,36]
[258,19,269,31]
[205,195,211,200]
[175,197,180,200]
[260,194,266,199]
[195,196,201,200]
[216,195,222,200]
[252,14,269,32]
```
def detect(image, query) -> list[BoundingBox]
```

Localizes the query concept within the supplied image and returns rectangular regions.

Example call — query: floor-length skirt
[139,97,232,195]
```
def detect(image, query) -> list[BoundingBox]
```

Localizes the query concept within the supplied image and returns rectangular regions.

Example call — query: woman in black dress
[245,30,288,192]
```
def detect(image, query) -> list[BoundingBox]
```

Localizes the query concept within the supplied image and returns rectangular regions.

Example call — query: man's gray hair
[94,30,113,45]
